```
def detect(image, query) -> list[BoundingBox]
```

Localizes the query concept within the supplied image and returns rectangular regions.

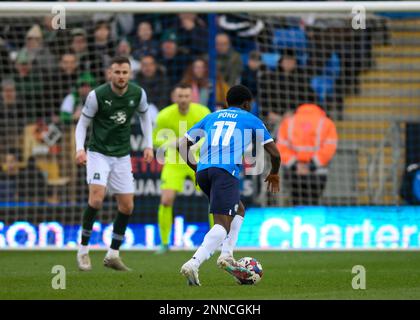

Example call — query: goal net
[0,2,419,249]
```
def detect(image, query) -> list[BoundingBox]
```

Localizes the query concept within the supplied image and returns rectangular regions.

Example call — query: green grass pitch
[1,250,420,299]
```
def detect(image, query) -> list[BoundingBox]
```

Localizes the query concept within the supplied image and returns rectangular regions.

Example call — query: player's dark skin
[177,100,280,233]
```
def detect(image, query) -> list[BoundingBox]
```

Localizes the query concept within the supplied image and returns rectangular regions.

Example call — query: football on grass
[234,257,263,285]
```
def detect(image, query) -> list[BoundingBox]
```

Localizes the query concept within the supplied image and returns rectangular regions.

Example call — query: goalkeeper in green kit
[153,84,210,254]
[74,56,154,271]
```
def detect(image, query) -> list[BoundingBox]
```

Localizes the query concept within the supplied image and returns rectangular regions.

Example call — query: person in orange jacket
[277,103,338,205]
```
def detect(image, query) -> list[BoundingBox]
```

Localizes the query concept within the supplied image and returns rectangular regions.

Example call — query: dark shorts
[196,167,240,216]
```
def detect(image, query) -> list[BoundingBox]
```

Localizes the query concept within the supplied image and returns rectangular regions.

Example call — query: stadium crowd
[0,3,381,205]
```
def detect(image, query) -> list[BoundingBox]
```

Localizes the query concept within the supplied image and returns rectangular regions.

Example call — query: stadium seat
[325,52,341,78]
[240,53,249,66]
[261,53,280,69]
[242,52,280,70]
[311,76,335,105]
[273,27,307,49]
[310,52,341,104]
[273,27,308,65]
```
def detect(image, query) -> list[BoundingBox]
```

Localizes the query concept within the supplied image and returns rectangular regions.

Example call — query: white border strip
[2,247,420,252]
[1,2,420,14]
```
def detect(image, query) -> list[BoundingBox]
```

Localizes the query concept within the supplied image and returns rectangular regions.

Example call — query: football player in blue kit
[177,85,281,286]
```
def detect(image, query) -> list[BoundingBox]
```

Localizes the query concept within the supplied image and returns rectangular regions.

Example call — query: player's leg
[103,155,135,271]
[203,172,250,280]
[309,173,327,205]
[216,201,253,281]
[180,168,242,285]
[156,164,185,254]
[82,185,107,247]
[208,213,214,228]
[179,168,210,285]
[156,189,177,254]
[78,184,107,271]
[188,213,232,268]
[102,193,133,271]
[219,201,245,263]
[185,213,232,277]
[190,169,214,229]
[181,215,232,286]
[77,151,110,271]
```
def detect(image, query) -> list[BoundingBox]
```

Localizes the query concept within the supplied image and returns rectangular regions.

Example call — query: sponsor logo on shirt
[110,111,127,124]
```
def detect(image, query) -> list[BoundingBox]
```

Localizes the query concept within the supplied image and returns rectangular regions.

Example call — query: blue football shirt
[185,107,273,179]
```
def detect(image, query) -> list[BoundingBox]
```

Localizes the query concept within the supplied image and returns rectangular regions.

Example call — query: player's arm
[152,112,164,148]
[137,88,154,163]
[152,110,177,149]
[60,93,75,124]
[75,90,98,166]
[177,115,208,171]
[256,117,280,193]
[177,137,197,172]
[264,141,281,193]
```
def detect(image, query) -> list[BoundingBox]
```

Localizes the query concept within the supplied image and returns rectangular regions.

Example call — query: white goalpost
[2,1,420,13]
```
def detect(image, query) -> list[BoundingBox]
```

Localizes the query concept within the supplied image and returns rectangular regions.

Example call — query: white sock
[106,248,119,258]
[78,245,89,256]
[192,224,227,267]
[221,215,244,258]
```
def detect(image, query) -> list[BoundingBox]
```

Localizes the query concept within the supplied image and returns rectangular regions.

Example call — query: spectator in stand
[41,15,71,57]
[277,102,338,206]
[217,14,265,52]
[158,30,191,88]
[176,13,208,56]
[17,24,56,72]
[216,33,243,87]
[180,58,229,108]
[133,11,175,41]
[91,20,116,71]
[260,48,313,127]
[93,0,135,39]
[0,38,13,79]
[60,72,96,124]
[305,22,344,119]
[181,58,210,106]
[0,151,49,203]
[13,50,44,121]
[241,51,268,99]
[0,19,33,50]
[116,39,141,79]
[45,52,79,116]
[0,79,24,156]
[58,53,79,91]
[69,28,105,84]
[131,21,159,60]
[0,150,21,202]
[135,55,170,110]
[0,79,24,121]
[17,155,50,203]
[240,51,269,116]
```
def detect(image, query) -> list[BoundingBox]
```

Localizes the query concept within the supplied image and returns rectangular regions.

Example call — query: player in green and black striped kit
[75,56,154,271]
